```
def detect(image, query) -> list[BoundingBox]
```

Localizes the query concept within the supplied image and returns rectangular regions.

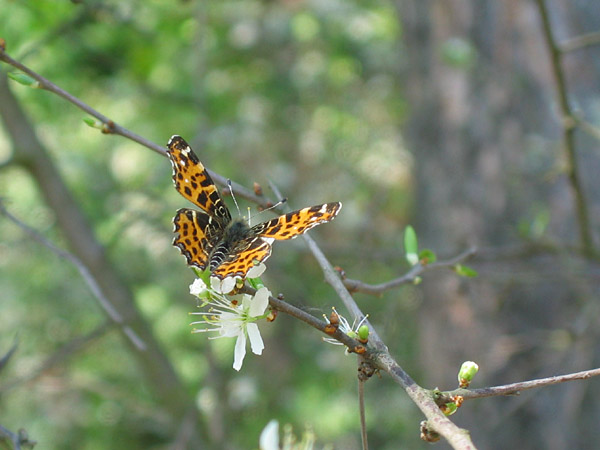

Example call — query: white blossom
[191,286,271,370]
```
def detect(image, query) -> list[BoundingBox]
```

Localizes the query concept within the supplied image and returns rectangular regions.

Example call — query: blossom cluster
[189,267,271,371]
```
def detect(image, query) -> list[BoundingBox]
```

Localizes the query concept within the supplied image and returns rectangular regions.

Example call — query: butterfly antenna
[227,179,242,217]
[249,197,288,221]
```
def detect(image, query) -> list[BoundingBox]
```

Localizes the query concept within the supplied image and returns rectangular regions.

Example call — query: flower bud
[458,361,479,388]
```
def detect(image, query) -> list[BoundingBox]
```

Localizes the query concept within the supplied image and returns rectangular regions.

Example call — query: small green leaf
[247,276,265,290]
[404,225,419,265]
[442,402,458,416]
[83,117,105,130]
[8,72,40,88]
[418,249,437,265]
[454,264,478,278]
[440,37,477,69]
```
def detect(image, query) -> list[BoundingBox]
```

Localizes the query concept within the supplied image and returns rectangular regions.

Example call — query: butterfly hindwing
[173,208,222,270]
[212,236,273,280]
[167,136,232,224]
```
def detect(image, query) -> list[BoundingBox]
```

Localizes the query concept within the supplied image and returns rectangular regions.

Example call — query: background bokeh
[1,1,600,449]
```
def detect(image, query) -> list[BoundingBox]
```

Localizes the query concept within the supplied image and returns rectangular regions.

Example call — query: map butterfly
[167,135,342,281]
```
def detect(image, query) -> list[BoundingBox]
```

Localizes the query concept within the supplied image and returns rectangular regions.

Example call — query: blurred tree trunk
[397,1,600,448]
[0,73,204,448]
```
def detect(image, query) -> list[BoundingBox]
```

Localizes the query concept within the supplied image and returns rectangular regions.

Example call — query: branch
[561,30,600,53]
[0,45,264,207]
[299,234,476,448]
[0,423,36,450]
[240,285,365,352]
[0,336,18,374]
[575,117,600,144]
[343,247,476,295]
[0,323,112,393]
[534,0,595,255]
[447,367,600,401]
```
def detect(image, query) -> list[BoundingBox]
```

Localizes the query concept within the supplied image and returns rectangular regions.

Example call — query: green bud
[83,117,105,130]
[358,324,369,341]
[454,264,478,278]
[346,330,358,340]
[458,361,479,387]
[8,72,40,88]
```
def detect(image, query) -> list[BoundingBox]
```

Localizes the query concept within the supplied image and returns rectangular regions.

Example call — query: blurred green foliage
[0,1,423,448]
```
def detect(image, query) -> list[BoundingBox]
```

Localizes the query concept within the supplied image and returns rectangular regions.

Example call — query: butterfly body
[167,135,341,280]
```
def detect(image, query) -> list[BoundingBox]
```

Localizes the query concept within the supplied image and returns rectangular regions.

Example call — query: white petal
[189,278,208,296]
[240,294,253,310]
[210,277,222,292]
[246,323,264,355]
[219,314,242,337]
[219,277,237,294]
[233,332,247,371]
[247,263,266,279]
[259,420,279,450]
[249,287,270,317]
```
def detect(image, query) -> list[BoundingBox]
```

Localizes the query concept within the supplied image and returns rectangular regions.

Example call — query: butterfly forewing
[167,136,232,224]
[252,202,342,240]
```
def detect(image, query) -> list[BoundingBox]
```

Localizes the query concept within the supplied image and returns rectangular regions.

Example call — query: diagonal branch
[0,423,36,450]
[0,46,264,207]
[0,201,145,350]
[301,233,476,449]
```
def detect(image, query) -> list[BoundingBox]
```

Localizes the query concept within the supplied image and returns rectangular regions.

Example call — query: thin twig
[575,117,600,143]
[0,322,112,393]
[561,30,600,53]
[0,47,264,207]
[343,247,476,295]
[358,374,368,450]
[0,201,145,351]
[535,0,595,255]
[0,336,18,373]
[0,423,36,450]
[239,285,365,352]
[448,367,600,400]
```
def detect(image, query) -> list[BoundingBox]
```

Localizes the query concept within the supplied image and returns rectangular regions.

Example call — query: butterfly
[166,135,342,282]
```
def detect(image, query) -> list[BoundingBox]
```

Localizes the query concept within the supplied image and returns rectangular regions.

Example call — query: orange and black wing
[173,208,222,270]
[251,202,342,240]
[167,135,231,224]
[211,236,273,280]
